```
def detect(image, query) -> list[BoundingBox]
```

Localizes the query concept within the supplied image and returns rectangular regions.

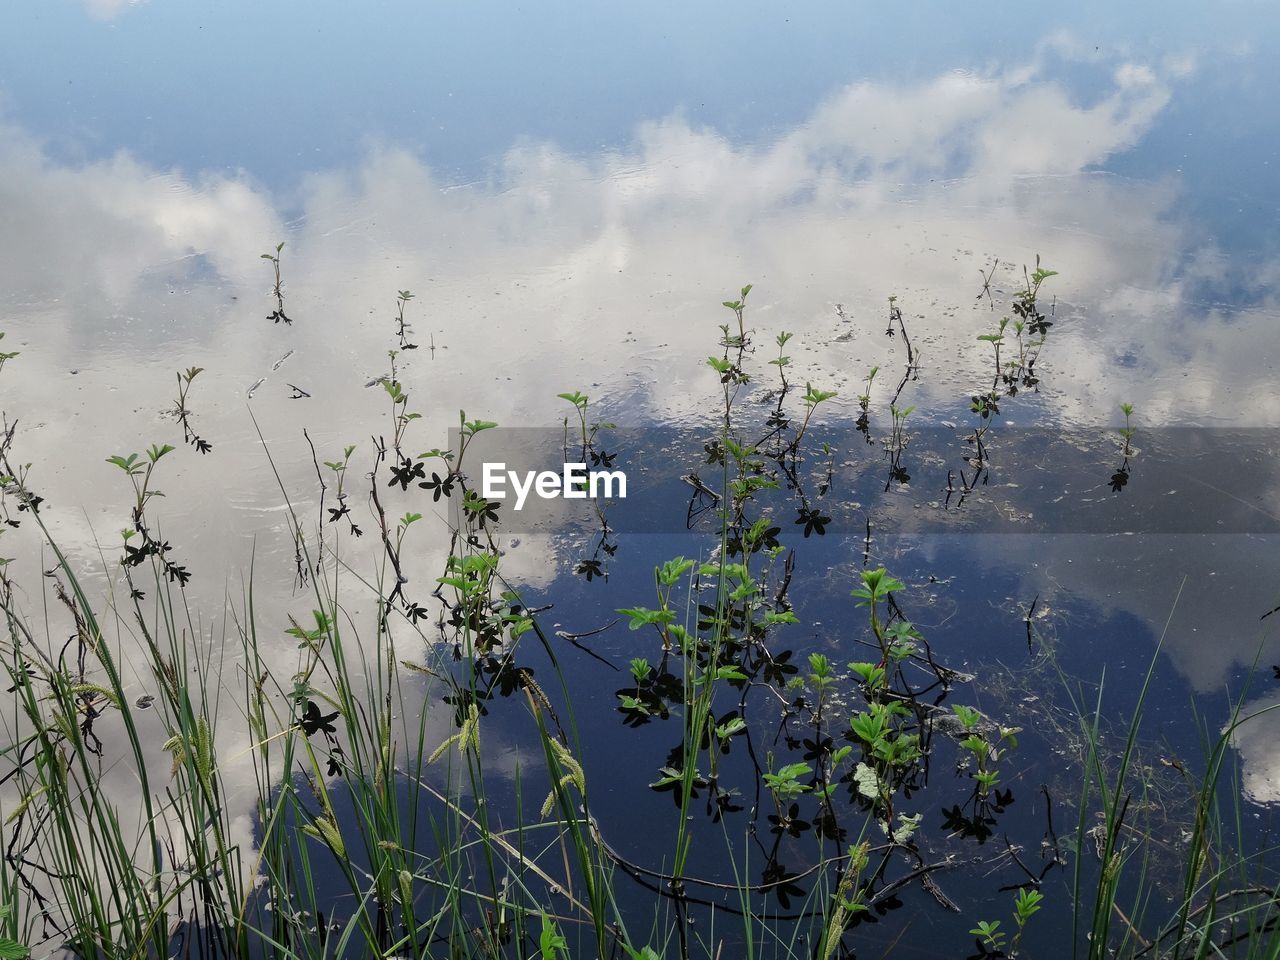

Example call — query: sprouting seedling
[769,331,792,388]
[1109,402,1136,492]
[851,566,904,665]
[381,352,423,472]
[557,391,589,452]
[322,443,362,537]
[858,366,878,413]
[886,404,914,486]
[1119,402,1136,456]
[721,283,752,346]
[977,318,1008,388]
[762,759,813,811]
[394,290,418,350]
[0,332,18,374]
[807,652,837,722]
[967,391,1000,476]
[1010,886,1044,954]
[106,442,192,587]
[956,712,1020,798]
[1008,259,1056,391]
[890,404,911,450]
[793,382,836,453]
[970,887,1042,957]
[172,367,212,455]
[453,408,498,479]
[1013,255,1056,348]
[972,258,1057,395]
[261,241,291,325]
[969,919,1005,953]
[394,512,423,567]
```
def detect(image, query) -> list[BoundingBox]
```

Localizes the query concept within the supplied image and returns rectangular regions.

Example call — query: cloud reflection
[82,0,146,20]
[2,41,1279,885]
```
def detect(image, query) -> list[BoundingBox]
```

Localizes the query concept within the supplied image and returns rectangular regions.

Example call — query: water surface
[2,3,1280,955]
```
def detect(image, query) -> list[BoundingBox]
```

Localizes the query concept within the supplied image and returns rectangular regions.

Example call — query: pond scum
[0,258,1277,960]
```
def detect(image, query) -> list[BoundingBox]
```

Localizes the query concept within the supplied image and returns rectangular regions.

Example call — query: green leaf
[106,453,142,475]
[762,610,799,625]
[774,762,811,781]
[539,912,568,958]
[952,704,982,730]
[715,718,747,739]
[657,557,695,586]
[802,383,837,405]
[1014,887,1044,921]
[617,607,675,630]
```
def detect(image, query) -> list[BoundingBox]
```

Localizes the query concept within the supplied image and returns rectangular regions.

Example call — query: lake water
[2,3,1280,957]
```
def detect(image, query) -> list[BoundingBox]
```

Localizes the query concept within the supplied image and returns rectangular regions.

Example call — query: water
[2,3,1280,956]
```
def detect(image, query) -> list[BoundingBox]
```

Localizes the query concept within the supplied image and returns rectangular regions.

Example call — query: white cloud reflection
[1231,695,1280,805]
[2,43,1279,902]
[83,0,146,20]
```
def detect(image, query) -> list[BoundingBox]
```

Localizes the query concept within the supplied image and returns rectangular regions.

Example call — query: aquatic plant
[721,283,752,346]
[0,258,1274,960]
[393,289,418,350]
[0,332,17,374]
[1119,402,1136,457]
[261,241,292,325]
[856,365,877,415]
[173,365,213,454]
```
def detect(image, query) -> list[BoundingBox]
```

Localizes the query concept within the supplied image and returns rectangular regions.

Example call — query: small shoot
[721,283,753,346]
[261,241,292,324]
